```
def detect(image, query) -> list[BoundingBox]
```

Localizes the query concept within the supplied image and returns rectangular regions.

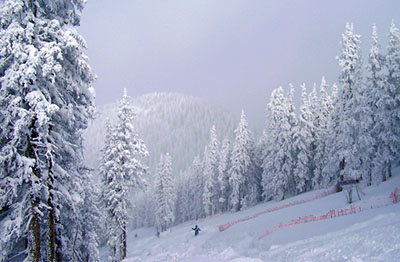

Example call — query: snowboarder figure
[156,231,160,238]
[192,225,201,236]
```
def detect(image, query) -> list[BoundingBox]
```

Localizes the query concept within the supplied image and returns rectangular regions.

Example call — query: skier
[192,225,201,236]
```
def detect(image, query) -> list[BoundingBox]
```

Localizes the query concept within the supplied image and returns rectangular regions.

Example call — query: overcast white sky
[78,0,400,128]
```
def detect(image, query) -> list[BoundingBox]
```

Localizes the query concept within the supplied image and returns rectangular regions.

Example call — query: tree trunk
[382,162,387,182]
[122,222,127,260]
[339,158,345,170]
[26,117,41,262]
[368,166,372,186]
[346,187,353,204]
[31,197,41,262]
[47,126,57,262]
[48,185,56,262]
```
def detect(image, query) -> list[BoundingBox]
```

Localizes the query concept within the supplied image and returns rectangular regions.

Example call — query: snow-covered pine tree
[100,131,122,261]
[257,128,270,198]
[261,87,292,201]
[286,86,300,195]
[98,120,114,241]
[380,21,400,179]
[325,23,365,201]
[348,27,378,188]
[203,125,220,215]
[321,83,340,187]
[229,110,257,211]
[218,139,231,212]
[306,86,320,189]
[0,0,96,261]
[100,90,148,262]
[154,153,176,232]
[190,156,206,220]
[244,130,260,207]
[293,84,315,193]
[255,132,268,201]
[365,25,387,185]
[73,167,101,262]
[175,169,193,224]
[174,171,184,225]
[313,77,335,188]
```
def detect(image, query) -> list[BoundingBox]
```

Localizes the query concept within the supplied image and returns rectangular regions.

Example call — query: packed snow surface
[102,173,400,261]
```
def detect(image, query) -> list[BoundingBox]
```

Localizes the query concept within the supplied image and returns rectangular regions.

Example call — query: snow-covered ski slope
[118,172,400,262]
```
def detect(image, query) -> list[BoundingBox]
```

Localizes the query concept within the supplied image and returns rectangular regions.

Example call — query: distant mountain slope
[83,92,237,177]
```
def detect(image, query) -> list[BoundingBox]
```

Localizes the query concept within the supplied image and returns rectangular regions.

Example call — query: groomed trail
[101,172,400,262]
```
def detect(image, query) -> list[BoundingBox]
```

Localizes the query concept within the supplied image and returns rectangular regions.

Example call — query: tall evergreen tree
[366,25,386,185]
[380,21,400,178]
[313,77,335,188]
[261,87,293,201]
[100,90,148,262]
[325,23,365,193]
[0,0,96,261]
[175,169,193,223]
[190,156,205,220]
[229,110,257,211]
[218,139,231,212]
[286,86,300,195]
[154,153,176,232]
[203,125,220,215]
[294,84,315,193]
[73,167,101,262]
